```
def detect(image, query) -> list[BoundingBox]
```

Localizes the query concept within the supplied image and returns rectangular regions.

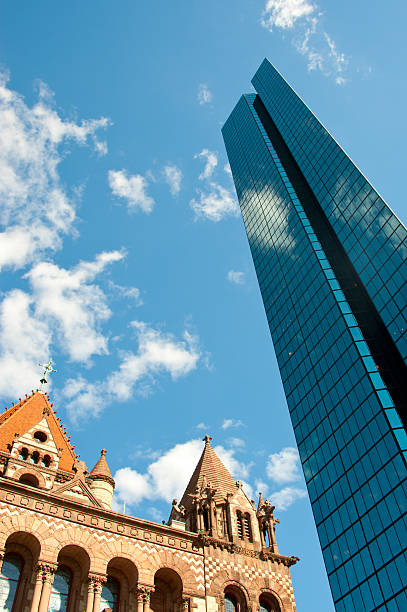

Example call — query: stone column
[38,563,56,612]
[30,564,45,612]
[139,585,154,612]
[92,576,106,612]
[85,577,95,612]
[134,588,145,612]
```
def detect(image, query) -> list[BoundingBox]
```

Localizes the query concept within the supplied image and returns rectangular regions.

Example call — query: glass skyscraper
[222,59,407,611]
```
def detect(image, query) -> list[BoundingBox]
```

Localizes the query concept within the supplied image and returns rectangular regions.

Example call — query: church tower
[0,390,299,612]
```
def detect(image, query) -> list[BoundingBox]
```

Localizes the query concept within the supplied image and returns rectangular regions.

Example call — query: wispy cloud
[266,446,301,484]
[261,0,315,29]
[227,270,245,285]
[63,322,203,423]
[261,1,349,84]
[195,422,209,430]
[197,83,213,105]
[190,150,239,222]
[270,486,307,511]
[108,169,155,213]
[190,183,239,222]
[227,437,246,449]
[163,164,182,196]
[222,418,244,430]
[195,149,218,180]
[0,71,109,271]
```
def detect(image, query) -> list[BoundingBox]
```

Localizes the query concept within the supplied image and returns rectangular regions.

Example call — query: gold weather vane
[39,358,57,393]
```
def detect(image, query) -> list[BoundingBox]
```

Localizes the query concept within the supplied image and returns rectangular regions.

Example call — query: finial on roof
[202,434,212,445]
[38,358,57,393]
[101,449,107,456]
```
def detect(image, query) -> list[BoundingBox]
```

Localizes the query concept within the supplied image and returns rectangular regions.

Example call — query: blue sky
[0,1,406,610]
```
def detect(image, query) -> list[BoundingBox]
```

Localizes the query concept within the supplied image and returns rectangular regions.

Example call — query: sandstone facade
[0,392,299,612]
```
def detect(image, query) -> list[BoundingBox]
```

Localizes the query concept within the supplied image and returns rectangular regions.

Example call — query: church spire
[179,435,236,512]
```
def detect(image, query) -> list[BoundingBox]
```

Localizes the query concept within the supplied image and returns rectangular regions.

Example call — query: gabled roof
[89,449,115,487]
[180,435,237,511]
[0,391,78,473]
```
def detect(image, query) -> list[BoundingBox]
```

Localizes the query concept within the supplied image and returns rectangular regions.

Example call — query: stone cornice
[197,534,299,567]
[0,477,202,554]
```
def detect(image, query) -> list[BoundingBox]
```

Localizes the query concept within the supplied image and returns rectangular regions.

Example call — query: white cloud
[227,437,246,448]
[26,251,124,363]
[114,438,251,510]
[195,149,218,180]
[0,71,109,271]
[195,422,209,430]
[0,290,51,398]
[163,164,182,196]
[261,0,315,30]
[108,281,143,305]
[190,183,240,222]
[221,418,244,430]
[266,446,301,484]
[224,163,233,177]
[0,251,124,399]
[197,84,213,105]
[270,486,307,511]
[261,2,348,84]
[255,480,269,497]
[227,270,245,285]
[108,169,154,213]
[115,466,153,506]
[63,322,202,422]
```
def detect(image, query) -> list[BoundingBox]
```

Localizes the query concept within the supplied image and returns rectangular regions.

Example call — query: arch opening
[151,568,183,612]
[0,553,23,611]
[259,592,281,612]
[49,565,72,612]
[18,473,39,487]
[224,584,247,612]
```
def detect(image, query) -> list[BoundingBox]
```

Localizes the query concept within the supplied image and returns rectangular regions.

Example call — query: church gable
[52,474,103,507]
[0,391,78,473]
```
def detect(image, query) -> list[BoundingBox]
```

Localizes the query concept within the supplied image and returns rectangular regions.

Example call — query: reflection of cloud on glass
[240,186,297,253]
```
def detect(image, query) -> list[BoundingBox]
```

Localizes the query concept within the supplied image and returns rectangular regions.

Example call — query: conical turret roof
[89,449,115,487]
[180,435,237,511]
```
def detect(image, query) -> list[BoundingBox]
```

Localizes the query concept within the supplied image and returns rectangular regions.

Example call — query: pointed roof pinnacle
[180,435,237,511]
[88,448,115,488]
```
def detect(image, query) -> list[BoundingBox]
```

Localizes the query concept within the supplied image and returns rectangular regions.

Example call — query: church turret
[87,449,115,509]
[175,435,262,549]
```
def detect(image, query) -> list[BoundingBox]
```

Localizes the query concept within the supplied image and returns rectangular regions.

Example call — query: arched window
[243,514,252,542]
[49,566,72,612]
[236,511,243,539]
[0,553,23,611]
[18,448,28,461]
[33,431,47,443]
[259,593,280,612]
[42,455,51,468]
[100,577,119,612]
[30,451,39,465]
[18,474,39,487]
[225,595,237,612]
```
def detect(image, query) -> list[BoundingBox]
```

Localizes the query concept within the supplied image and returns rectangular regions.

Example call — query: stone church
[0,389,299,611]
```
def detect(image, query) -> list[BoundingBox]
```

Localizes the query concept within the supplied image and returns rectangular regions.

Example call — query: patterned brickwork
[205,553,296,611]
[0,501,205,593]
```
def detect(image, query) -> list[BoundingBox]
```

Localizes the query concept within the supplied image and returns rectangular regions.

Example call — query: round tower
[87,449,115,509]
